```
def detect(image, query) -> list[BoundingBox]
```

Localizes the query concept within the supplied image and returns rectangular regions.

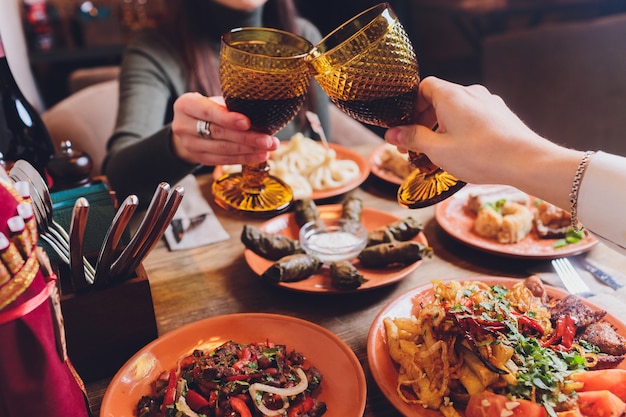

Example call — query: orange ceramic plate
[368,143,408,186]
[245,205,429,293]
[367,276,626,417]
[213,143,371,201]
[435,184,597,259]
[101,313,367,417]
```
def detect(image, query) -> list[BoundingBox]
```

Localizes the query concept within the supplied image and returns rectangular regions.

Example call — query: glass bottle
[0,31,55,184]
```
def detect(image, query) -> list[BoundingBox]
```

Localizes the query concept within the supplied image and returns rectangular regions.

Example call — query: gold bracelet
[569,151,596,233]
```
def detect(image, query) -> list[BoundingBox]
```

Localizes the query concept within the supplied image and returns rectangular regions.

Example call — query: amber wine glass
[307,3,466,208]
[212,28,313,215]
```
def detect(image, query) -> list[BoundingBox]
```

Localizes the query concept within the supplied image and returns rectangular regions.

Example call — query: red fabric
[0,181,90,417]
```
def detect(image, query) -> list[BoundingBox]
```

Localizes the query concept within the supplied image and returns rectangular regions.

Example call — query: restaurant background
[5,0,626,158]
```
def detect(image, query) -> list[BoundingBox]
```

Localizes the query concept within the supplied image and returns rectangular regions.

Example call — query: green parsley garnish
[553,228,585,248]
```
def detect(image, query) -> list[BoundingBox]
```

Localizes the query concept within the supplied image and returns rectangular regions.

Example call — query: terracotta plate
[213,143,370,201]
[367,276,626,417]
[245,204,429,293]
[435,184,597,259]
[368,143,408,186]
[101,313,367,417]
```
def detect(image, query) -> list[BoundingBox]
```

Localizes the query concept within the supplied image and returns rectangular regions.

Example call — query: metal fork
[551,258,595,298]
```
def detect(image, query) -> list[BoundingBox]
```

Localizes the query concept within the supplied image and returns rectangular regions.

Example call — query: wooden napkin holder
[58,261,158,383]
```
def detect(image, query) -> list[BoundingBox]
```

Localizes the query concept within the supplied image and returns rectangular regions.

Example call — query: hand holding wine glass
[212,27,313,216]
[306,3,466,208]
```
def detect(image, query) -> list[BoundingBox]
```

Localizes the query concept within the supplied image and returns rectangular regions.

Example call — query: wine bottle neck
[0,36,22,93]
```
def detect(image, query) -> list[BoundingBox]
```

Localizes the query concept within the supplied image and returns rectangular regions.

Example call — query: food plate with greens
[367,276,626,417]
[435,184,597,259]
[101,313,366,417]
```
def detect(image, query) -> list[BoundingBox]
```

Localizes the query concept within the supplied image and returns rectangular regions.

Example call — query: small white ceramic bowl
[299,218,368,264]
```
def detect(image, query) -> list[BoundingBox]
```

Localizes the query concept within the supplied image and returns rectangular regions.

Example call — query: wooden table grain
[85,146,626,417]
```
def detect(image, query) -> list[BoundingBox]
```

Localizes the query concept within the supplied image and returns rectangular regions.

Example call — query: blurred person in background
[103,0,381,205]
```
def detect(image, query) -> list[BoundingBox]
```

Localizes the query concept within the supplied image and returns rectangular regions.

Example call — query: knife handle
[123,186,185,278]
[69,197,90,292]
[110,182,170,280]
[94,195,139,285]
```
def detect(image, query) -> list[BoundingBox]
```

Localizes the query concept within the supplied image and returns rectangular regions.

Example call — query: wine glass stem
[408,151,439,175]
[242,162,270,190]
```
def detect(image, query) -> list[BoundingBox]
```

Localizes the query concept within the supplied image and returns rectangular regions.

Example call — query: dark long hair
[159,0,311,108]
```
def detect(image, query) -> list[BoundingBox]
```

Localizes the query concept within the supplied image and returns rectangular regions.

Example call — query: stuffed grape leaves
[329,260,368,290]
[366,228,395,247]
[241,225,302,260]
[367,217,423,247]
[341,196,363,223]
[385,217,423,241]
[261,253,322,283]
[358,241,432,268]
[294,199,321,228]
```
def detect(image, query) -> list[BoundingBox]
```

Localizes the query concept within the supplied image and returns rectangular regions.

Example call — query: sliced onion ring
[249,368,308,416]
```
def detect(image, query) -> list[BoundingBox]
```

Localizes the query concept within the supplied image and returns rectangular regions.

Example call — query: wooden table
[85,145,626,416]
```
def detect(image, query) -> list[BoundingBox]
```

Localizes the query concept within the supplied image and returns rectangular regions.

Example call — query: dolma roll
[241,225,302,260]
[366,228,395,247]
[341,196,363,223]
[367,217,423,247]
[330,260,368,290]
[294,199,320,228]
[358,241,432,268]
[385,217,423,241]
[261,254,322,283]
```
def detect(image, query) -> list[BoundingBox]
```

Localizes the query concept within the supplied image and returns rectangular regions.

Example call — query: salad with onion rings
[136,340,327,417]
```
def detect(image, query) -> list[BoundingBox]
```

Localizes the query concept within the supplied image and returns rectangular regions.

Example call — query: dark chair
[482,13,626,156]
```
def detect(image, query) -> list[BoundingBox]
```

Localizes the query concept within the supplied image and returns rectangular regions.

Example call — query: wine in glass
[212,27,313,215]
[306,3,466,209]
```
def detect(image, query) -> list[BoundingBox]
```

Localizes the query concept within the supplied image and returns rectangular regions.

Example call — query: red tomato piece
[162,370,177,408]
[572,369,626,402]
[185,390,209,412]
[230,396,252,417]
[465,391,547,417]
[179,354,196,370]
[287,395,315,417]
[576,390,626,417]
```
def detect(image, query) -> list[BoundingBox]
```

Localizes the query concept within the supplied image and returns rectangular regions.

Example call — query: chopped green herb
[553,228,585,248]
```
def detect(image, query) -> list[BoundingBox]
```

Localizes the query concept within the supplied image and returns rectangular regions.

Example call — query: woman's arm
[385,76,626,253]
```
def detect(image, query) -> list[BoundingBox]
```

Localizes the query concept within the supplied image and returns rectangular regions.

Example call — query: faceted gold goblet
[307,3,466,208]
[212,28,313,215]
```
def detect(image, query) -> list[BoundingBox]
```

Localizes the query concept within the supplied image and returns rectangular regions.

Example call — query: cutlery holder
[40,181,130,264]
[58,261,158,382]
[44,181,158,382]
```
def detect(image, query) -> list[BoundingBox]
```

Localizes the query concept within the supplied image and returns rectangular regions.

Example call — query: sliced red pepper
[207,391,217,408]
[185,389,209,412]
[512,312,545,336]
[541,315,576,349]
[229,396,252,417]
[288,395,315,417]
[233,347,252,371]
[558,315,576,348]
[179,354,197,370]
[162,370,177,408]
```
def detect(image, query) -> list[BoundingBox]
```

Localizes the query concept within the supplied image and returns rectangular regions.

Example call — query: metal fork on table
[551,257,595,298]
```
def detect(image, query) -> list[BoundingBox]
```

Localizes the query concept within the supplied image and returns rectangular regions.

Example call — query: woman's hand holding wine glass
[170,93,280,167]
[211,27,313,216]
